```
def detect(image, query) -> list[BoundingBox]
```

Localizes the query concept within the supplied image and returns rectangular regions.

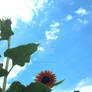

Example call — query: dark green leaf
[0,67,8,77]
[26,82,51,92]
[52,80,65,87]
[0,63,3,68]
[7,82,51,92]
[7,81,25,92]
[0,19,14,41]
[0,87,2,92]
[4,43,39,66]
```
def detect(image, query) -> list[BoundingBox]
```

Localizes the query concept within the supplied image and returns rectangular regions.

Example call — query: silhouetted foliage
[0,19,14,40]
[4,43,39,66]
[7,81,25,92]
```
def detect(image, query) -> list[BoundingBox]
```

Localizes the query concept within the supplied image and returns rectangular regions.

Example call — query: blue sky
[0,0,92,92]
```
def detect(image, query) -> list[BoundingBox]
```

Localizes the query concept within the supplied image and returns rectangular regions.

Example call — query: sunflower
[1,18,11,26]
[35,70,56,88]
[1,18,6,22]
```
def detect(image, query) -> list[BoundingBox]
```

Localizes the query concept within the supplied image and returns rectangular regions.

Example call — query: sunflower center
[41,76,51,84]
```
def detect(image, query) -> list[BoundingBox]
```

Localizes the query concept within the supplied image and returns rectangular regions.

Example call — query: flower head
[1,18,12,26]
[35,70,56,88]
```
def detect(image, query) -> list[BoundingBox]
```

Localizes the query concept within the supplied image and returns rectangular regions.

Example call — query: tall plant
[0,18,64,92]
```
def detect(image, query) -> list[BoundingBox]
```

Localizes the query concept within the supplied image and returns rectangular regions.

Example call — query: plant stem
[2,37,10,92]
[8,66,14,74]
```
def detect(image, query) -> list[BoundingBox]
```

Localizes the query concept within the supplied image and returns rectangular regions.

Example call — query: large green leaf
[0,19,14,40]
[26,82,51,92]
[7,82,51,92]
[4,43,39,66]
[7,81,25,92]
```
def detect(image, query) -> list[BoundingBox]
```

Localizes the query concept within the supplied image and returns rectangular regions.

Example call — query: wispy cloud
[76,78,92,89]
[46,29,60,40]
[75,8,89,16]
[38,46,45,52]
[52,78,92,92]
[74,78,92,92]
[65,14,73,21]
[77,18,88,24]
[37,22,60,54]
[50,22,60,28]
[0,0,48,27]
[45,22,60,40]
[39,18,48,26]
[0,58,32,88]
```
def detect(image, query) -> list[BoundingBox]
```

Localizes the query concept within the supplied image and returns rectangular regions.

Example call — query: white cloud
[77,18,88,24]
[76,78,92,89]
[0,77,11,89]
[50,22,60,28]
[45,22,60,40]
[39,18,48,26]
[0,0,48,27]
[0,57,32,88]
[2,58,12,71]
[46,28,60,40]
[38,46,45,51]
[52,88,73,92]
[65,14,73,21]
[75,8,89,16]
[0,77,4,88]
[78,85,92,92]
[52,78,92,92]
[48,0,54,7]
[8,65,25,80]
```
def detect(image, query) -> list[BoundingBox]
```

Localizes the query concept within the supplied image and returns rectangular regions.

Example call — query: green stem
[2,37,10,92]
[8,66,14,74]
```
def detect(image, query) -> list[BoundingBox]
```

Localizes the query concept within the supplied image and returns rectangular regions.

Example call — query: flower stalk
[2,37,10,92]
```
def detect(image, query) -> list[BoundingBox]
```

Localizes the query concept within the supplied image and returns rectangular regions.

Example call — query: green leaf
[0,63,3,68]
[7,81,25,92]
[26,82,51,92]
[0,87,2,92]
[7,82,51,92]
[52,79,65,87]
[0,67,8,77]
[4,43,39,66]
[0,19,14,41]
